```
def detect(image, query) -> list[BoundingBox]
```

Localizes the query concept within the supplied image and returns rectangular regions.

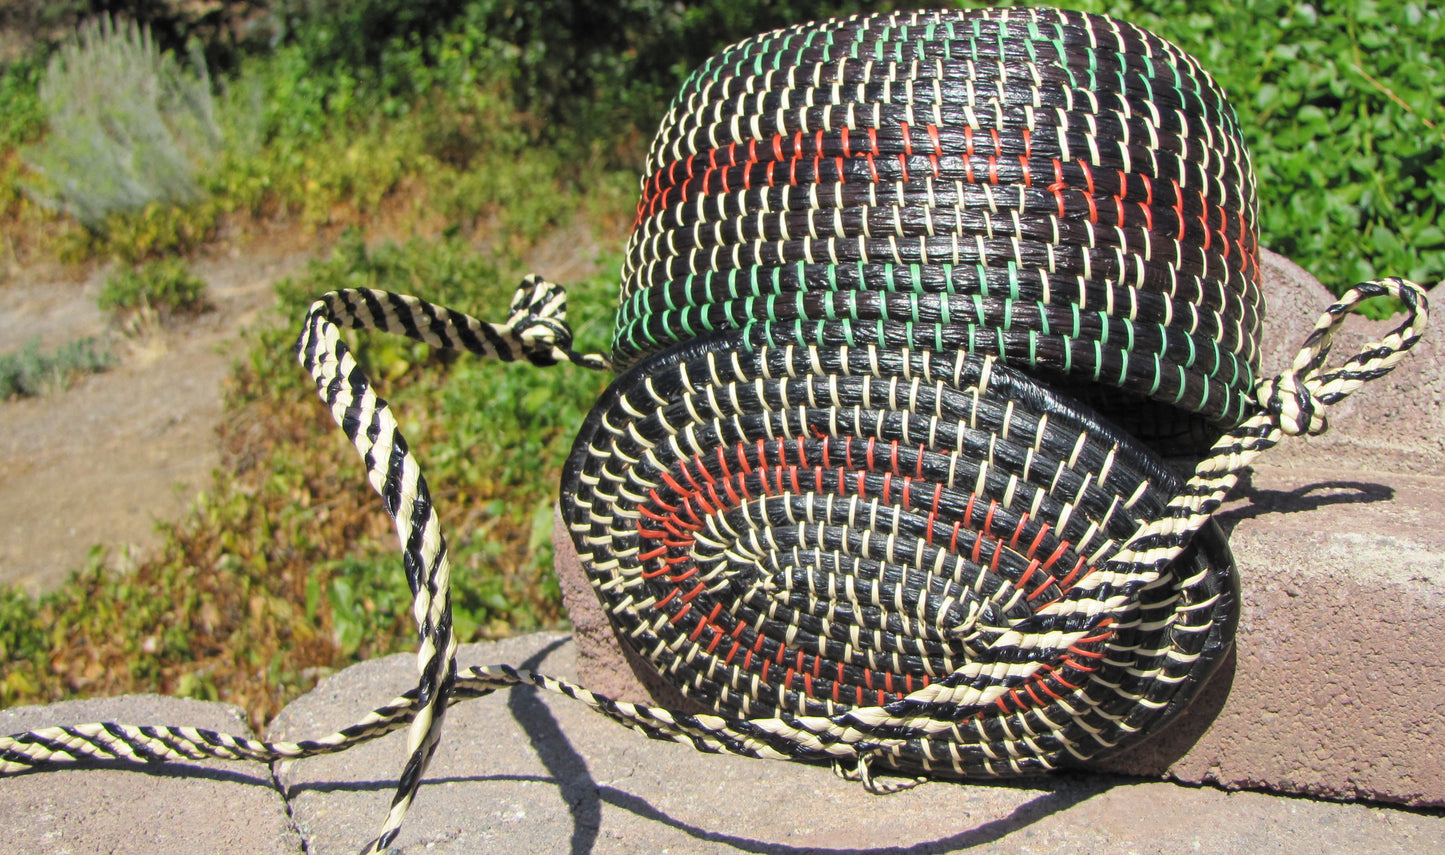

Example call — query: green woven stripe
[616,7,1260,436]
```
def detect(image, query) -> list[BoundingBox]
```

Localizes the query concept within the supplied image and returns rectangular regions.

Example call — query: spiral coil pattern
[617,7,1262,446]
[567,6,1255,772]
[562,328,1236,774]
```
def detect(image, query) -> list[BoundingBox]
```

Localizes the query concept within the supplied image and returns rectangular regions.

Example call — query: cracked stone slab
[0,695,302,854]
[268,632,1445,854]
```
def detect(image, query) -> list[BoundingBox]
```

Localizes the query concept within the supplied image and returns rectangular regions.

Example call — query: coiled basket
[0,9,1429,855]
[562,6,1253,778]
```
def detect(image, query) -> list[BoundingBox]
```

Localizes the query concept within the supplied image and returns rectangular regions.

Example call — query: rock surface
[271,635,1445,854]
[0,695,302,854]
[3,635,1444,854]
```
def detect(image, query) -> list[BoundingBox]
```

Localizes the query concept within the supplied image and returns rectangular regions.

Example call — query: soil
[0,246,311,594]
[0,215,619,596]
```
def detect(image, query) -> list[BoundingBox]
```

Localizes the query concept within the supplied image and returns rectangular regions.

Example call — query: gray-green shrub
[21,14,221,230]
[0,336,114,399]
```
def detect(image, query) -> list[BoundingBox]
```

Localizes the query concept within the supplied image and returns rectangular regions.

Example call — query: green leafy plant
[0,336,115,399]
[21,14,221,231]
[0,220,621,725]
[0,49,49,152]
[1135,0,1441,292]
[99,199,220,263]
[99,257,209,321]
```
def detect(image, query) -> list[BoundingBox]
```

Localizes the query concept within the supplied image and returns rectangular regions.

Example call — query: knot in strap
[1254,370,1326,436]
[1253,276,1430,439]
[513,314,573,360]
[1108,277,1428,580]
[506,275,574,363]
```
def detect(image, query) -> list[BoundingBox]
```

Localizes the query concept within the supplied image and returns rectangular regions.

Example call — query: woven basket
[564,7,1252,773]
[562,324,1237,775]
[0,9,1428,855]
[614,7,1263,453]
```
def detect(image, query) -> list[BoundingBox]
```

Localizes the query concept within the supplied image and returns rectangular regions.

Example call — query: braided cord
[310,277,612,370]
[1112,277,1429,567]
[0,276,1425,845]
[0,7,1430,852]
[295,276,607,852]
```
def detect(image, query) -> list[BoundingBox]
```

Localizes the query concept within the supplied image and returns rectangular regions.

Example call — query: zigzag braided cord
[300,298,456,852]
[0,276,1426,849]
[293,276,609,852]
[1110,277,1430,574]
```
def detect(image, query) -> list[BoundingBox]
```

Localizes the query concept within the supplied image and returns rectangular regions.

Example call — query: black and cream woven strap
[309,274,612,370]
[291,275,609,849]
[0,274,1428,852]
[0,8,1434,854]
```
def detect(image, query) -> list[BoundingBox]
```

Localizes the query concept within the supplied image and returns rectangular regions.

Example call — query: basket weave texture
[564,7,1256,777]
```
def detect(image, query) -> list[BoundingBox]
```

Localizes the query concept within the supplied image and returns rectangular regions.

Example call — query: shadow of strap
[1111,276,1430,576]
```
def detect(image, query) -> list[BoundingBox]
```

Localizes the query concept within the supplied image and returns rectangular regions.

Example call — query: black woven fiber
[614,7,1262,450]
[561,6,1251,774]
[562,325,1237,775]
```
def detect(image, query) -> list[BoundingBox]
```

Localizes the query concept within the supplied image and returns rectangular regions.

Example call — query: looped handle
[507,274,575,361]
[308,276,612,372]
[504,274,616,368]
[1105,277,1430,581]
[1254,370,1325,436]
[293,275,610,853]
[1254,276,1430,438]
